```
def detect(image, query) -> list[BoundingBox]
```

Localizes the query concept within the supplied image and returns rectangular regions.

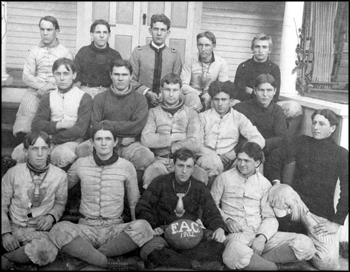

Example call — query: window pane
[171,2,188,28]
[92,2,110,22]
[116,2,134,24]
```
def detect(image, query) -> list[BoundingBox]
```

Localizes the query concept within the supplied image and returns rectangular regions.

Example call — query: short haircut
[236,142,265,164]
[173,148,197,164]
[311,109,339,128]
[251,33,273,50]
[23,131,51,149]
[90,19,111,33]
[150,14,171,30]
[208,80,234,99]
[109,59,133,74]
[160,73,182,88]
[197,31,216,46]
[254,73,277,89]
[39,16,60,30]
[52,58,76,74]
[90,121,117,141]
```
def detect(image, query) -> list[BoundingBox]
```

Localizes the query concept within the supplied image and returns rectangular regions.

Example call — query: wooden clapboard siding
[201,2,285,81]
[6,1,77,69]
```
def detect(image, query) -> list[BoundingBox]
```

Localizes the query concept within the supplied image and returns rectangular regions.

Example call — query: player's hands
[37,82,56,98]
[36,215,55,231]
[56,120,76,130]
[211,228,226,243]
[153,227,164,236]
[226,218,243,233]
[2,233,20,252]
[251,235,266,255]
[314,220,340,236]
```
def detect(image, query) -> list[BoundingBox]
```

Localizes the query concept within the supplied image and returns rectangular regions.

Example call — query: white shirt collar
[151,41,165,49]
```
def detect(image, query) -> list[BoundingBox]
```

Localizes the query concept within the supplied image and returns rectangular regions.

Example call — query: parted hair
[311,109,339,128]
[90,19,111,33]
[109,59,133,74]
[52,58,76,74]
[23,131,51,149]
[160,73,183,88]
[254,73,277,89]
[90,121,118,141]
[39,16,60,30]
[197,31,216,46]
[150,14,171,30]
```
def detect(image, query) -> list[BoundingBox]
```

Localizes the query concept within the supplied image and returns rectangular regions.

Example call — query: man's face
[39,20,59,46]
[252,40,271,62]
[161,82,181,107]
[254,82,276,108]
[110,66,132,92]
[174,157,195,183]
[149,22,169,46]
[25,137,50,169]
[197,36,215,61]
[53,64,76,90]
[91,24,110,49]
[236,152,259,177]
[311,114,336,140]
[212,92,232,116]
[92,130,116,158]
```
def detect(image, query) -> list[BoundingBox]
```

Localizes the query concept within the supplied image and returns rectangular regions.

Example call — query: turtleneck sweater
[233,57,280,102]
[233,98,287,155]
[270,135,348,225]
[74,42,122,86]
[91,84,148,139]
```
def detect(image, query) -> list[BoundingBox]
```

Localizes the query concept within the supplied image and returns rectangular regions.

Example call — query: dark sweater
[91,85,148,138]
[75,42,122,86]
[270,136,348,225]
[135,172,228,232]
[233,57,281,102]
[233,98,287,155]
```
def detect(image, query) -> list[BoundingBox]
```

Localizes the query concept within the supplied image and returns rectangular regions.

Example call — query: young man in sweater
[48,124,154,270]
[75,59,154,179]
[129,14,182,108]
[136,148,228,270]
[141,73,208,189]
[11,58,92,171]
[2,131,67,270]
[74,20,122,98]
[233,33,303,143]
[233,74,287,181]
[268,109,348,270]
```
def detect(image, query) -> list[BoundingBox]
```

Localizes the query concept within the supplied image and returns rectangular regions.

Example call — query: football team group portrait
[1,1,348,271]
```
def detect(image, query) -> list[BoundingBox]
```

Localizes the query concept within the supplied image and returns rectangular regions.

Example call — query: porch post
[1,1,13,86]
[279,2,304,95]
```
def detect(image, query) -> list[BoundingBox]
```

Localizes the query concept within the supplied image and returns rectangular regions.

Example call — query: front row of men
[3,106,347,270]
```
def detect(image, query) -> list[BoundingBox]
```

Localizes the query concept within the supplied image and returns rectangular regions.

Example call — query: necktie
[174,193,185,217]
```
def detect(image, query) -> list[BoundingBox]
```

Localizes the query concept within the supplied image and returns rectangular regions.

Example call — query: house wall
[200,2,285,81]
[5,1,77,69]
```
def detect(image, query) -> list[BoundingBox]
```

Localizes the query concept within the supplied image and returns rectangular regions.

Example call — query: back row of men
[11,14,303,186]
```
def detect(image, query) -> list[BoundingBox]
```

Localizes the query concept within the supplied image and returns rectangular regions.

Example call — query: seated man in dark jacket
[135,148,228,270]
